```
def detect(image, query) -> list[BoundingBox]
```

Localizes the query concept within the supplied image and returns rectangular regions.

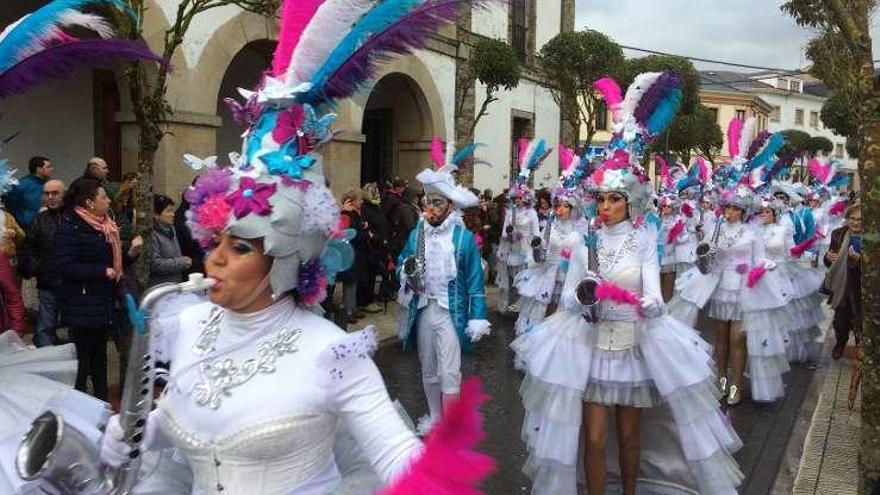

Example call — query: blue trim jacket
[397,220,487,353]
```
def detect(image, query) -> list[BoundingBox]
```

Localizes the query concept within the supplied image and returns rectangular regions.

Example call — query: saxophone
[532,214,553,263]
[695,218,723,274]
[575,217,602,321]
[402,220,426,293]
[16,273,216,495]
[505,205,517,241]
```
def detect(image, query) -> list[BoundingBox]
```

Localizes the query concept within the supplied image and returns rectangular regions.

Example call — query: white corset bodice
[762,223,789,261]
[545,220,580,264]
[715,222,754,290]
[159,410,338,494]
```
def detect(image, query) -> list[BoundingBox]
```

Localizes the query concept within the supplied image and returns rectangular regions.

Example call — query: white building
[0,1,573,197]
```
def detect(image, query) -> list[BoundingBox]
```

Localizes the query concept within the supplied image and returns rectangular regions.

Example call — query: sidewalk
[791,346,861,495]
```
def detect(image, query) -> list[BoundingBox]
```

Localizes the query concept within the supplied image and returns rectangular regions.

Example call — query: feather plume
[826,173,850,189]
[680,202,693,218]
[737,118,756,160]
[527,139,548,171]
[746,264,767,288]
[676,176,699,192]
[286,0,378,85]
[452,143,481,166]
[0,39,166,99]
[272,0,326,77]
[633,71,683,135]
[666,219,685,244]
[746,130,771,160]
[0,0,132,72]
[727,118,743,157]
[694,156,711,182]
[829,200,847,216]
[593,77,623,121]
[807,158,832,185]
[620,72,662,123]
[58,11,114,38]
[430,136,445,169]
[558,145,575,173]
[303,0,487,103]
[790,232,824,258]
[763,152,795,183]
[378,377,495,495]
[750,132,784,170]
[655,154,672,190]
[595,281,645,318]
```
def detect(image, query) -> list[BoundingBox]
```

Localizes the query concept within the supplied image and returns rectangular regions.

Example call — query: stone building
[0,1,575,198]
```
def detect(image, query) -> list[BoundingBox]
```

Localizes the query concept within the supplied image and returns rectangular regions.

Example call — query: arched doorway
[361,73,435,186]
[215,39,276,157]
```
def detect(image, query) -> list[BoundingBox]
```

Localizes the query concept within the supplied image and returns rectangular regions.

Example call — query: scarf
[75,206,123,280]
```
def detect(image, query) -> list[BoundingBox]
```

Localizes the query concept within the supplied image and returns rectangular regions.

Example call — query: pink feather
[271,0,325,77]
[680,202,694,218]
[595,281,644,317]
[694,156,710,182]
[558,145,575,173]
[829,200,847,216]
[790,233,824,258]
[379,377,495,495]
[518,138,529,168]
[431,136,445,169]
[593,77,623,120]
[807,158,832,185]
[656,154,673,190]
[727,118,743,157]
[666,219,685,244]
[746,264,767,288]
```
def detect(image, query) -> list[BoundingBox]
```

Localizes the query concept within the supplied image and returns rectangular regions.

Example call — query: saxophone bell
[531,236,546,263]
[575,276,601,322]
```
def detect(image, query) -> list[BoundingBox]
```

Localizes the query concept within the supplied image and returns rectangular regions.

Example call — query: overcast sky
[576,0,880,72]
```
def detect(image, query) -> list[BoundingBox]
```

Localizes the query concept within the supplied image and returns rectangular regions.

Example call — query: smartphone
[850,236,862,253]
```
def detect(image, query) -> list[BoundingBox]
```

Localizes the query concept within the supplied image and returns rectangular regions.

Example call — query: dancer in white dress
[513,72,743,495]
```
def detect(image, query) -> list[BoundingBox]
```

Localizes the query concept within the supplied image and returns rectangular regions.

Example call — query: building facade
[0,1,574,198]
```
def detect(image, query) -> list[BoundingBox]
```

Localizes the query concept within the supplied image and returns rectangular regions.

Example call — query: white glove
[466,319,491,343]
[763,259,777,271]
[99,411,163,468]
[639,296,664,319]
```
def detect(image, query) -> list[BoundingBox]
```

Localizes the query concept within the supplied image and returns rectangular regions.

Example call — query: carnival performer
[495,139,547,313]
[655,156,694,301]
[513,146,588,335]
[670,118,790,406]
[92,2,496,494]
[513,73,742,495]
[397,137,491,434]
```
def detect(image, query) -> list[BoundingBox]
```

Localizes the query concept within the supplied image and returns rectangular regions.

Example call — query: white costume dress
[147,297,423,495]
[513,218,582,335]
[0,331,111,494]
[496,206,540,312]
[512,221,742,494]
[660,214,696,275]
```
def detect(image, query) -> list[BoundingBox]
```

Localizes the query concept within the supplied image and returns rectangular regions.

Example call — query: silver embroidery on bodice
[192,314,303,409]
[597,229,638,277]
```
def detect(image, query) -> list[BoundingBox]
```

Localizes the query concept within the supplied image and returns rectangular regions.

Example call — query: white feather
[521,140,537,171]
[285,0,380,86]
[59,11,114,38]
[620,72,662,122]
[737,117,756,160]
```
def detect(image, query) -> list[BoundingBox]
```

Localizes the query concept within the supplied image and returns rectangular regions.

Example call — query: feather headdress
[417,136,482,209]
[0,0,165,99]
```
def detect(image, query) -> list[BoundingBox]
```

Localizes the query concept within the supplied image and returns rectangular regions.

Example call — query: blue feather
[646,88,682,135]
[676,176,698,192]
[527,139,547,170]
[0,0,133,72]
[827,174,850,189]
[452,143,482,166]
[749,132,784,170]
[302,0,421,103]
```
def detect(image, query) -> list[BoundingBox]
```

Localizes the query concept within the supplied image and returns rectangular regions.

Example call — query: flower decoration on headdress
[226,177,276,218]
[262,141,316,179]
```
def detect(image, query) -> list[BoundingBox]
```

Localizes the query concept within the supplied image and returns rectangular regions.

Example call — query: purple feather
[0,39,167,99]
[320,0,489,100]
[762,152,796,182]
[633,71,682,125]
[746,130,771,160]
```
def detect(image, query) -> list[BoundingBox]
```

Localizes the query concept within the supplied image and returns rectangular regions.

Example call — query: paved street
[374,309,821,494]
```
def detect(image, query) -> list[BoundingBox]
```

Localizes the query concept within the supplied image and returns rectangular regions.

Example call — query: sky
[576,0,880,72]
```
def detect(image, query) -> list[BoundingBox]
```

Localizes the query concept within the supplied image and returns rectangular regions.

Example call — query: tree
[821,92,860,157]
[457,38,521,143]
[538,29,624,149]
[783,1,880,492]
[806,136,834,156]
[656,104,724,163]
[781,129,812,157]
[116,0,278,285]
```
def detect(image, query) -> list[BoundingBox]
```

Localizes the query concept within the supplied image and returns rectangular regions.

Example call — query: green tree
[656,104,723,163]
[457,38,521,143]
[781,129,812,157]
[783,1,880,492]
[806,136,834,156]
[119,0,278,285]
[538,29,624,149]
[821,92,860,156]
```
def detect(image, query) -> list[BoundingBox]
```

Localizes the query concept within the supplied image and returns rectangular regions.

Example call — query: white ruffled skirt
[514,263,564,335]
[511,311,743,495]
[776,262,825,362]
[0,331,112,495]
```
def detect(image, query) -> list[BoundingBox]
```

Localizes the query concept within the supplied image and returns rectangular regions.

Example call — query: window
[810,111,819,128]
[776,78,788,90]
[595,101,608,131]
[789,80,801,92]
[735,109,746,121]
[770,106,781,123]
[795,108,804,125]
[835,144,844,158]
[511,115,534,181]
[707,107,719,124]
[511,0,529,63]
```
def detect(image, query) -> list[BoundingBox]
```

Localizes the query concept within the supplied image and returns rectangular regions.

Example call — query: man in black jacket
[19,179,65,346]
